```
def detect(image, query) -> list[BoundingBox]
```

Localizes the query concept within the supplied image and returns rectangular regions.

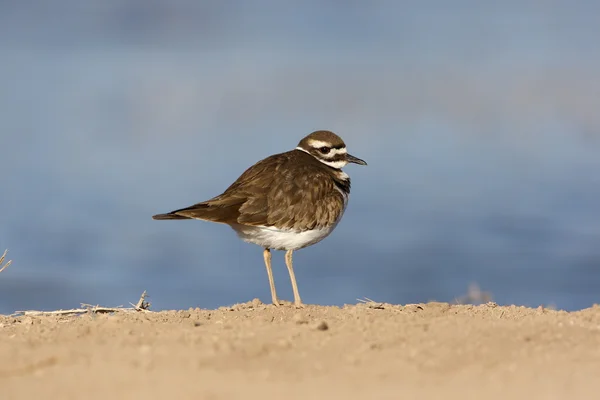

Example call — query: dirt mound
[2,300,600,399]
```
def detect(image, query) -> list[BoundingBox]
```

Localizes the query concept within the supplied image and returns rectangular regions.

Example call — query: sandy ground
[2,299,600,400]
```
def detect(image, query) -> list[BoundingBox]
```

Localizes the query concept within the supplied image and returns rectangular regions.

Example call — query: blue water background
[1,2,600,313]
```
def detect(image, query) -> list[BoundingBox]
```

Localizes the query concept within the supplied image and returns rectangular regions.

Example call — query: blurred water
[1,2,600,313]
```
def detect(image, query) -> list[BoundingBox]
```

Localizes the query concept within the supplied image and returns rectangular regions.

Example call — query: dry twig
[357,297,377,303]
[0,249,12,273]
[357,297,386,309]
[12,291,152,317]
[131,290,151,311]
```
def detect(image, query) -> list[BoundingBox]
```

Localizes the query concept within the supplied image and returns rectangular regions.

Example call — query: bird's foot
[271,299,282,307]
[270,299,304,308]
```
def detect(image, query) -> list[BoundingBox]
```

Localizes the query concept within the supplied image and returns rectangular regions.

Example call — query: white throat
[319,159,348,169]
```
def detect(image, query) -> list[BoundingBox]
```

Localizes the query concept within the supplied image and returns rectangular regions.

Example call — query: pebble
[312,321,329,331]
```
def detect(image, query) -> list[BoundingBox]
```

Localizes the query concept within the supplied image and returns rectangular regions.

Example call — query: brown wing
[234,151,346,231]
[165,150,346,231]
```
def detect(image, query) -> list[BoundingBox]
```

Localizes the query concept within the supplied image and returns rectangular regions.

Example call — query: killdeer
[153,130,367,307]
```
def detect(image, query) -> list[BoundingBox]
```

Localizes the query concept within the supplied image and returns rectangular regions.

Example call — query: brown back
[172,149,350,231]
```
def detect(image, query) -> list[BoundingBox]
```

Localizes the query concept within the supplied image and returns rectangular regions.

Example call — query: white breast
[229,170,350,251]
[229,212,345,251]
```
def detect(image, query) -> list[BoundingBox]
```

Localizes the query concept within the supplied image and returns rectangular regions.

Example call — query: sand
[2,300,600,400]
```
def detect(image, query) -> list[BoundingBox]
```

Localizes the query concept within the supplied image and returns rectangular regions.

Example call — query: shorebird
[153,130,366,307]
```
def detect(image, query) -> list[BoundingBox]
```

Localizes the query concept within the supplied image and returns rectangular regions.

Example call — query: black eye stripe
[310,145,346,155]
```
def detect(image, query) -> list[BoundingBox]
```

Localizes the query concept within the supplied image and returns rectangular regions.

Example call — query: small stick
[15,307,131,317]
[132,290,150,311]
[357,297,377,303]
[357,297,385,309]
[11,291,152,317]
[0,249,12,273]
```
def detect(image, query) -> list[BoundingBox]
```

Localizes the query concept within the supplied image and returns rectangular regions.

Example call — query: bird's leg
[263,248,280,306]
[284,249,304,308]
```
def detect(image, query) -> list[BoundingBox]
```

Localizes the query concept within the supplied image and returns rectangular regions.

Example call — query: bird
[152,130,367,308]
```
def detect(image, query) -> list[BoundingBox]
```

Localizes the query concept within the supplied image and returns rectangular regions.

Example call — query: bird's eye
[319,147,330,154]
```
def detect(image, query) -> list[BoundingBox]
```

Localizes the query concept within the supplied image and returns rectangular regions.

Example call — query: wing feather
[166,150,347,231]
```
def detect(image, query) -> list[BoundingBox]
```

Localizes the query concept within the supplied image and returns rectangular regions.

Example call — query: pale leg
[285,249,304,308]
[263,248,280,306]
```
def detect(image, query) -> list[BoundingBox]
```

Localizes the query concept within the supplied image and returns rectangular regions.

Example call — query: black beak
[347,154,367,166]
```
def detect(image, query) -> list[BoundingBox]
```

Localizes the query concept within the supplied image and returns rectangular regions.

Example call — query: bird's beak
[347,154,367,166]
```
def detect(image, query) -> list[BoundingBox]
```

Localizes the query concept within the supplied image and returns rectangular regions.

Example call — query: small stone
[180,311,191,318]
[312,321,329,331]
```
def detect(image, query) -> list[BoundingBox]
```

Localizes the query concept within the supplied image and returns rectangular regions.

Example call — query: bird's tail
[152,199,241,224]
[152,213,191,220]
